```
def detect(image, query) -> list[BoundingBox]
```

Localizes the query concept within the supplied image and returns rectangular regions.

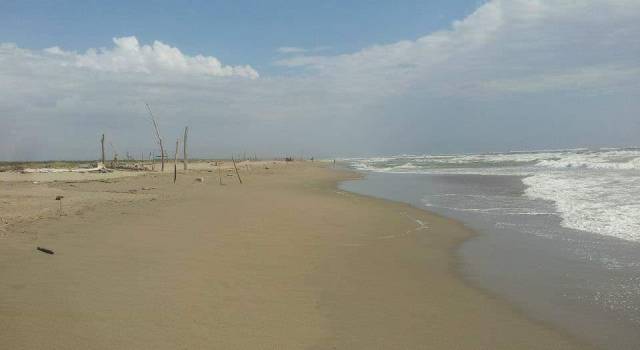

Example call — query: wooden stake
[173,138,179,183]
[183,126,189,171]
[231,156,243,184]
[100,134,105,166]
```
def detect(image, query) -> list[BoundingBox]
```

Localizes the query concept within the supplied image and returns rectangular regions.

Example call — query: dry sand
[0,161,590,349]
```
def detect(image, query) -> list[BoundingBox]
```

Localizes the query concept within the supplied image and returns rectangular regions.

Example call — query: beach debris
[20,163,111,174]
[195,177,204,183]
[36,247,54,255]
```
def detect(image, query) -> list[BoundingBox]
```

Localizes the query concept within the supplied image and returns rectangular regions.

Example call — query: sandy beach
[0,162,590,349]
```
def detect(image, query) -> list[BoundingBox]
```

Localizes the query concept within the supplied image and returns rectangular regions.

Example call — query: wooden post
[173,138,179,183]
[151,152,155,171]
[100,134,105,166]
[183,126,188,171]
[231,156,243,184]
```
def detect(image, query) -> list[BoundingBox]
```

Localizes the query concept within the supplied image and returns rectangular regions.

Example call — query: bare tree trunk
[231,156,243,184]
[173,138,180,183]
[100,134,105,166]
[183,126,188,171]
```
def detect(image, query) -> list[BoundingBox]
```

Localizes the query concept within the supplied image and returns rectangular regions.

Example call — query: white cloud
[45,36,259,79]
[276,0,640,96]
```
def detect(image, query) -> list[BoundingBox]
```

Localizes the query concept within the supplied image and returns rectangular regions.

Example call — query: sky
[1,0,639,160]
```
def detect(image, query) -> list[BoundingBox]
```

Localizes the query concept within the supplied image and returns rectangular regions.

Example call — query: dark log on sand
[37,247,54,255]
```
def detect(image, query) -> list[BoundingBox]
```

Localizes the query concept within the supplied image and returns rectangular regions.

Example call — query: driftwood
[21,165,109,174]
[37,247,54,255]
[231,156,243,184]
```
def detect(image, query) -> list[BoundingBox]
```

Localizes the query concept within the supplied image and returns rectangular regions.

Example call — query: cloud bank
[1,0,639,160]
[44,36,258,78]
[276,0,640,96]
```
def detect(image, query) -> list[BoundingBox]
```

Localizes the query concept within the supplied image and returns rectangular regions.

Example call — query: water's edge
[335,171,593,349]
[338,169,640,350]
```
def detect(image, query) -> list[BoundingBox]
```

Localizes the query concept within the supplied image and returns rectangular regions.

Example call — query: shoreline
[340,169,640,350]
[337,171,595,348]
[1,162,591,349]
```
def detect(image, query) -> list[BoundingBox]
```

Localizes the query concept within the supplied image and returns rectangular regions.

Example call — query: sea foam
[349,148,640,242]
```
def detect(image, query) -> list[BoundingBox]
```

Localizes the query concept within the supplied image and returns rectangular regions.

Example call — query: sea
[339,148,640,349]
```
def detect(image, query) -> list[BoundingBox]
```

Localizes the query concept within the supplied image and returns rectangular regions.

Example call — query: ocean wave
[523,172,640,242]
[350,148,640,242]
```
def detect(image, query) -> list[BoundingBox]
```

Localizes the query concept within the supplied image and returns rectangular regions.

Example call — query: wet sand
[0,162,590,349]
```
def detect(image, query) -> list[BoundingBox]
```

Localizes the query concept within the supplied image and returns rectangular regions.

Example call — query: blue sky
[0,0,481,74]
[1,1,639,160]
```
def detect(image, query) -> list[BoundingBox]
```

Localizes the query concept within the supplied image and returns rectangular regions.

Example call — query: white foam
[523,171,640,242]
[351,148,640,242]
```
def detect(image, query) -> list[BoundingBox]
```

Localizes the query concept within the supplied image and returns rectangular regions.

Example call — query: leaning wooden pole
[183,126,189,171]
[159,139,165,171]
[231,156,243,184]
[145,103,165,172]
[100,133,105,166]
[173,138,180,183]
